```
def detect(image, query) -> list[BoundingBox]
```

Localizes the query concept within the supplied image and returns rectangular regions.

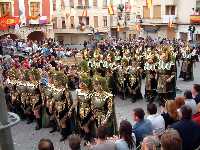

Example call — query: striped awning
[190,15,200,23]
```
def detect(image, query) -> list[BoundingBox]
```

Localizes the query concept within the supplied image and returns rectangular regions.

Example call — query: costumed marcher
[179,46,195,81]
[144,53,158,102]
[90,76,116,136]
[76,75,94,142]
[157,47,176,105]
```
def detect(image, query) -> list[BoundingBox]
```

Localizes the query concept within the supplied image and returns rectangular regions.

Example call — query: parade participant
[144,53,157,101]
[179,45,195,81]
[24,97,35,124]
[76,76,94,142]
[125,60,142,102]
[58,98,74,142]
[116,59,127,100]
[108,69,119,97]
[157,47,176,104]
[47,100,58,133]
[33,90,43,130]
[90,76,116,136]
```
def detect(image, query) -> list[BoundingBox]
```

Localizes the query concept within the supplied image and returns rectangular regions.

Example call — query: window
[61,0,65,9]
[153,5,161,18]
[166,5,176,15]
[62,17,66,29]
[93,0,97,7]
[0,2,11,17]
[86,17,89,25]
[30,2,40,17]
[70,0,74,8]
[94,16,98,28]
[53,17,57,28]
[103,16,107,27]
[143,6,150,18]
[78,0,82,6]
[79,16,83,24]
[85,0,89,6]
[197,1,200,10]
[103,0,107,8]
[70,16,74,28]
[53,0,56,11]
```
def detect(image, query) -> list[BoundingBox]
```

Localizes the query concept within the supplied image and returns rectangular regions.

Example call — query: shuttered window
[153,5,161,18]
[30,2,40,17]
[94,16,98,28]
[93,0,97,7]
[143,6,150,18]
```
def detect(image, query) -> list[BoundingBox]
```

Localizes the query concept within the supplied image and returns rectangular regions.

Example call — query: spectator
[49,56,57,68]
[175,96,185,111]
[22,57,30,69]
[38,138,54,150]
[160,129,182,150]
[171,105,200,150]
[147,103,165,136]
[184,90,197,114]
[132,108,153,146]
[69,134,81,150]
[115,120,136,150]
[161,100,178,128]
[141,136,160,150]
[91,126,116,150]
[192,103,200,125]
[191,84,200,104]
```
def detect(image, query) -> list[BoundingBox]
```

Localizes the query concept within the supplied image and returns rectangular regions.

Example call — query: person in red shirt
[22,58,30,69]
[192,103,200,125]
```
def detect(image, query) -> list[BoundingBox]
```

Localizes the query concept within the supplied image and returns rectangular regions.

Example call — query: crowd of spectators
[36,84,200,150]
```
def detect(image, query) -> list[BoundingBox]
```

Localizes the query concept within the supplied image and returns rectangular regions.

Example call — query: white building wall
[177,0,196,24]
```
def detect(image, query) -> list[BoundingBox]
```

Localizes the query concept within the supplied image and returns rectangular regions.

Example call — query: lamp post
[0,88,20,150]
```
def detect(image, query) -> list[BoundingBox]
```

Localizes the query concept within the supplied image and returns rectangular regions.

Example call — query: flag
[125,2,131,12]
[82,9,87,17]
[0,17,19,30]
[146,0,152,8]
[168,17,173,28]
[117,25,120,32]
[135,24,141,31]
[108,4,114,15]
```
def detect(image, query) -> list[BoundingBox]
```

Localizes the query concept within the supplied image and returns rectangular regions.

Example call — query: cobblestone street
[11,63,200,150]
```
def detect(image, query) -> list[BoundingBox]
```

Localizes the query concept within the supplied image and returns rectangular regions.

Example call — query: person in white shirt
[184,90,197,115]
[147,103,165,136]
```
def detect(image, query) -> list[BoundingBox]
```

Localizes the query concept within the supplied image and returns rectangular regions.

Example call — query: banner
[146,0,152,8]
[108,4,114,15]
[125,2,131,12]
[82,9,88,17]
[0,17,20,30]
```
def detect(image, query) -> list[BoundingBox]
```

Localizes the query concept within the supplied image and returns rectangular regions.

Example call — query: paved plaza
[11,62,200,150]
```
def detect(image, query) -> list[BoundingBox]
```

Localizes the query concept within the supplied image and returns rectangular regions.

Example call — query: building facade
[177,0,200,41]
[0,0,54,41]
[141,0,200,42]
[109,0,143,40]
[53,0,111,44]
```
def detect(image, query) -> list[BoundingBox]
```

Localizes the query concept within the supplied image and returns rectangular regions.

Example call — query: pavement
[9,62,200,150]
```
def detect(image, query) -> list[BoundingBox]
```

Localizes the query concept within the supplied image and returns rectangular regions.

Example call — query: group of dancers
[1,37,198,143]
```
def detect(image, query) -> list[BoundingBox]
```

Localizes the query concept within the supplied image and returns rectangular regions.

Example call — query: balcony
[142,15,177,25]
[76,5,90,9]
[142,18,163,24]
[54,27,92,34]
[190,15,200,24]
[163,0,176,5]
